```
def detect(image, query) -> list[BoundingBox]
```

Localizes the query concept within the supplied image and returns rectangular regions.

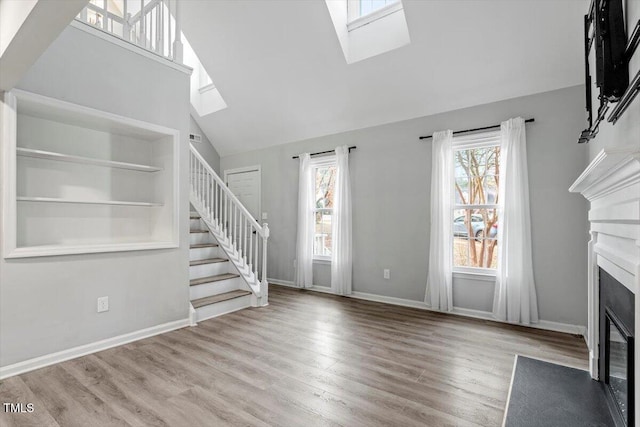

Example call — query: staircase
[189,146,269,324]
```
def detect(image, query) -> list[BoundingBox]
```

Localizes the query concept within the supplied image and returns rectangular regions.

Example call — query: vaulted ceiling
[182,0,588,156]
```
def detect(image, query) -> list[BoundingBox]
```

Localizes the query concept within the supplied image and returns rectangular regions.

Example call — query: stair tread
[190,257,228,266]
[190,214,200,219]
[190,229,209,233]
[190,273,240,286]
[190,243,218,249]
[191,290,251,308]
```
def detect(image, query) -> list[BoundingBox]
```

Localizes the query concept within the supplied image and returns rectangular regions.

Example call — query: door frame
[223,165,262,222]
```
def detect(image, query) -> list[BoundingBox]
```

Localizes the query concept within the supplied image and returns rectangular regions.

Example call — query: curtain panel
[492,117,539,324]
[295,153,314,288]
[331,146,353,295]
[426,130,454,311]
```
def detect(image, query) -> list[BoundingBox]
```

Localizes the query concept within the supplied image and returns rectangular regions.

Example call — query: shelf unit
[16,148,164,172]
[2,89,180,258]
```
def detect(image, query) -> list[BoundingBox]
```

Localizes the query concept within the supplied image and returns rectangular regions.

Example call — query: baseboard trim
[0,318,190,380]
[268,278,586,338]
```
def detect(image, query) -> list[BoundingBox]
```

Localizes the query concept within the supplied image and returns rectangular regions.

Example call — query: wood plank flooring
[0,285,588,427]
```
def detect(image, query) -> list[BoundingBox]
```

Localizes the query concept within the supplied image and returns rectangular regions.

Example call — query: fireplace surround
[569,147,640,426]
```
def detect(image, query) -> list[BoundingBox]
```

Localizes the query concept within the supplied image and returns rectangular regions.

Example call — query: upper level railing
[76,0,182,61]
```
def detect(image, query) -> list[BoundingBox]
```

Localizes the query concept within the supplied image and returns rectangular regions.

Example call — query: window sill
[453,270,496,282]
[198,83,216,94]
[347,1,403,32]
[313,258,331,265]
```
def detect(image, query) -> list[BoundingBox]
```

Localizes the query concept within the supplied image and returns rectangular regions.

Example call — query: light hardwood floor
[0,285,587,427]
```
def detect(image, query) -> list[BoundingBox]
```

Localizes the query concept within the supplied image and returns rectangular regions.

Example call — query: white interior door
[226,168,260,221]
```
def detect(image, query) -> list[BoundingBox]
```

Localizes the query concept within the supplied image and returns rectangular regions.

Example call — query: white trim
[196,302,252,323]
[3,89,181,259]
[0,318,190,380]
[313,258,332,265]
[502,355,519,427]
[69,21,192,75]
[347,0,403,31]
[453,270,496,281]
[224,165,262,222]
[198,83,216,94]
[267,279,586,337]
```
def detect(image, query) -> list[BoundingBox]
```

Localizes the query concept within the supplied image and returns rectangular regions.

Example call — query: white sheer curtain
[295,153,314,288]
[492,117,539,324]
[426,130,454,311]
[331,146,352,295]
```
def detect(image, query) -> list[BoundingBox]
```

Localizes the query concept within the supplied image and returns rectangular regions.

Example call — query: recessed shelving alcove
[1,89,180,258]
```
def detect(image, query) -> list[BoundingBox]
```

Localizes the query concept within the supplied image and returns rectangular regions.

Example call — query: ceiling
[182,0,588,156]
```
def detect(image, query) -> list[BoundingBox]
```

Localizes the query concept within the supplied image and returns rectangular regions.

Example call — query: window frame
[451,131,501,276]
[310,156,337,262]
[346,0,403,31]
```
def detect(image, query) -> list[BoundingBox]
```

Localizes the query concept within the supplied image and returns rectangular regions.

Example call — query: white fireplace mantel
[569,146,640,420]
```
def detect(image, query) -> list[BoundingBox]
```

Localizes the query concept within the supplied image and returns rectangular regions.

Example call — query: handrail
[189,146,266,237]
[190,144,269,300]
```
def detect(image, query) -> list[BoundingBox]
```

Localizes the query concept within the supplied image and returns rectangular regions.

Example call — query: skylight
[182,36,227,116]
[326,0,410,64]
[352,0,399,20]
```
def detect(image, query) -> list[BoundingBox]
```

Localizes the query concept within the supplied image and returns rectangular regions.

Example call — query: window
[312,158,336,260]
[452,132,500,272]
[348,0,401,23]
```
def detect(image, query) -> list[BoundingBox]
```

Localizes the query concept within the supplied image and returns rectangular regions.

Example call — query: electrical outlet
[262,212,268,220]
[383,269,390,279]
[97,296,109,313]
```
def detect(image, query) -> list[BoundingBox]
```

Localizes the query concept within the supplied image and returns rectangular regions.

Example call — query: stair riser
[195,294,252,322]
[190,277,246,300]
[190,233,214,245]
[190,218,202,229]
[189,262,230,279]
[190,246,220,259]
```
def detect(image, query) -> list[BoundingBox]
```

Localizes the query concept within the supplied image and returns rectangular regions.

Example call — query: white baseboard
[268,278,587,338]
[0,318,190,380]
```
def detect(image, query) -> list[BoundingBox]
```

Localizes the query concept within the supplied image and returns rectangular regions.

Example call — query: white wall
[190,115,220,173]
[221,86,589,327]
[0,25,191,367]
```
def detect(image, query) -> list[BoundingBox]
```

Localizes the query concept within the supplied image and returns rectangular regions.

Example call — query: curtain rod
[418,118,535,140]
[292,146,357,159]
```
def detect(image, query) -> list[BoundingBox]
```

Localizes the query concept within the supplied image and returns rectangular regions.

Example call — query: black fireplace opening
[600,268,635,427]
[605,308,634,425]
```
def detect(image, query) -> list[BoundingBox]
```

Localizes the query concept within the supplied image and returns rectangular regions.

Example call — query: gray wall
[221,86,590,327]
[190,115,220,173]
[0,25,191,366]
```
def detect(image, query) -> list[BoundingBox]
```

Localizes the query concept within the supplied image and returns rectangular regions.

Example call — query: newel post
[172,0,183,63]
[260,223,269,306]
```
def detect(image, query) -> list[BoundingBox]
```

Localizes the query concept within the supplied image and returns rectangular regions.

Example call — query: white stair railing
[189,146,269,304]
[76,0,179,61]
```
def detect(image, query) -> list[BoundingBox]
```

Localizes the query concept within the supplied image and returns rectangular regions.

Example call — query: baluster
[254,232,259,279]
[262,223,269,285]
[102,0,108,30]
[239,215,244,264]
[224,193,228,235]
[249,224,253,270]
[209,174,214,222]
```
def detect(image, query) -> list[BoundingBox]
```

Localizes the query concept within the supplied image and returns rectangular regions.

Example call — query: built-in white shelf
[17,147,163,172]
[17,197,163,207]
[2,89,180,258]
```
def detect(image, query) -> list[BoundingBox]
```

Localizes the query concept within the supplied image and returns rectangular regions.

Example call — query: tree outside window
[453,144,500,270]
[313,164,336,259]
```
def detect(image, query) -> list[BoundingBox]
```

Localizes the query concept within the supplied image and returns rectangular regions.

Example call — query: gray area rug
[504,356,614,427]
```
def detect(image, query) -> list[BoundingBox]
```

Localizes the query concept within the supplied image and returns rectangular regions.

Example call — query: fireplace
[600,268,635,426]
[569,147,639,427]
